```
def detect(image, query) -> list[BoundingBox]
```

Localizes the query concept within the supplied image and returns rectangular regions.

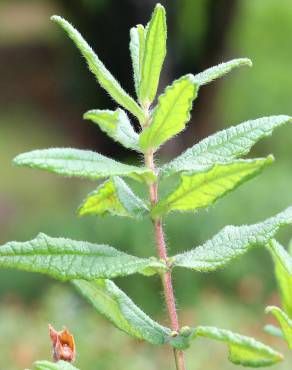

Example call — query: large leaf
[268,239,292,316]
[13,148,155,183]
[84,109,139,151]
[162,115,291,177]
[139,4,167,106]
[78,176,148,219]
[130,24,145,97]
[173,207,292,272]
[51,16,145,122]
[34,361,79,370]
[265,306,292,349]
[73,279,171,345]
[152,157,273,218]
[192,326,283,367]
[0,233,166,280]
[139,75,198,151]
[194,58,252,86]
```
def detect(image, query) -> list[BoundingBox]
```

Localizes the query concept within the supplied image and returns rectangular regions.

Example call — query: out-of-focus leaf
[73,279,171,345]
[34,360,79,370]
[139,75,198,150]
[264,325,284,339]
[152,157,272,218]
[84,109,139,151]
[173,207,292,271]
[130,24,145,97]
[0,233,166,280]
[51,16,145,122]
[78,176,148,219]
[265,306,292,349]
[162,115,291,177]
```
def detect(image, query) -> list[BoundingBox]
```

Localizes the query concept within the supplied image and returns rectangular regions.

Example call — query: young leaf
[13,148,155,183]
[173,206,292,272]
[265,306,292,349]
[84,109,139,151]
[139,4,167,106]
[34,361,79,370]
[139,75,198,151]
[73,279,171,345]
[152,157,273,218]
[51,16,145,122]
[78,176,148,219]
[130,24,145,96]
[193,58,252,86]
[268,239,292,316]
[162,115,291,177]
[192,326,283,367]
[0,233,166,280]
[264,325,284,339]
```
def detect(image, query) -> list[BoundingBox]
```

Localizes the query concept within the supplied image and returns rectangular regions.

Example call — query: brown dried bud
[48,324,76,363]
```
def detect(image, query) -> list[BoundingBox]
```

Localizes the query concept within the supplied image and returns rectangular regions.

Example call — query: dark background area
[1,0,292,369]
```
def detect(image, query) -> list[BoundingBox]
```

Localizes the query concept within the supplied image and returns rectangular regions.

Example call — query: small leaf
[0,233,166,280]
[84,109,139,151]
[194,58,252,86]
[51,16,145,122]
[13,148,155,183]
[139,4,167,106]
[139,75,198,151]
[264,325,284,339]
[192,326,283,367]
[34,361,79,370]
[173,206,292,272]
[78,176,148,219]
[162,115,291,177]
[130,24,145,97]
[73,279,171,345]
[268,240,292,317]
[266,306,292,349]
[153,157,273,218]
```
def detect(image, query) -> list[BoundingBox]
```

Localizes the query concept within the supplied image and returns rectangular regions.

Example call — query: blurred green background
[1,0,292,369]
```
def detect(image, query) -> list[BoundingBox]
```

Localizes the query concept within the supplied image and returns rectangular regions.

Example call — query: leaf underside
[265,306,292,349]
[34,360,79,370]
[173,206,292,272]
[130,24,145,97]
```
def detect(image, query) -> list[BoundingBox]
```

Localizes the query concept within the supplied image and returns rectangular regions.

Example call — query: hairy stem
[145,149,186,370]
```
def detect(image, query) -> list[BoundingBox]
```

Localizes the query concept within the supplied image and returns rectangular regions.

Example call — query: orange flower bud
[48,324,76,363]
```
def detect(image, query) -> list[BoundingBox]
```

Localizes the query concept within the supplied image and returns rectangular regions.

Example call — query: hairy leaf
[266,306,292,349]
[0,233,166,280]
[139,4,167,106]
[34,361,79,370]
[173,207,292,272]
[51,16,145,122]
[264,325,284,339]
[162,115,291,177]
[78,176,148,219]
[84,109,139,151]
[13,148,155,182]
[139,75,198,151]
[73,279,171,345]
[153,157,273,218]
[268,239,292,317]
[192,326,283,367]
[194,58,252,86]
[130,24,145,96]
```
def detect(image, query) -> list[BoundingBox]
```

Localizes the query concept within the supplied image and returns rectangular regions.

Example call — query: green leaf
[130,24,145,97]
[173,206,292,272]
[51,16,145,122]
[73,279,171,345]
[0,233,166,280]
[78,176,148,219]
[153,157,273,218]
[84,109,139,151]
[139,75,198,151]
[194,58,252,86]
[266,306,292,349]
[162,115,291,177]
[34,361,79,370]
[139,4,167,106]
[192,326,283,367]
[13,148,155,183]
[268,239,292,317]
[264,325,284,339]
